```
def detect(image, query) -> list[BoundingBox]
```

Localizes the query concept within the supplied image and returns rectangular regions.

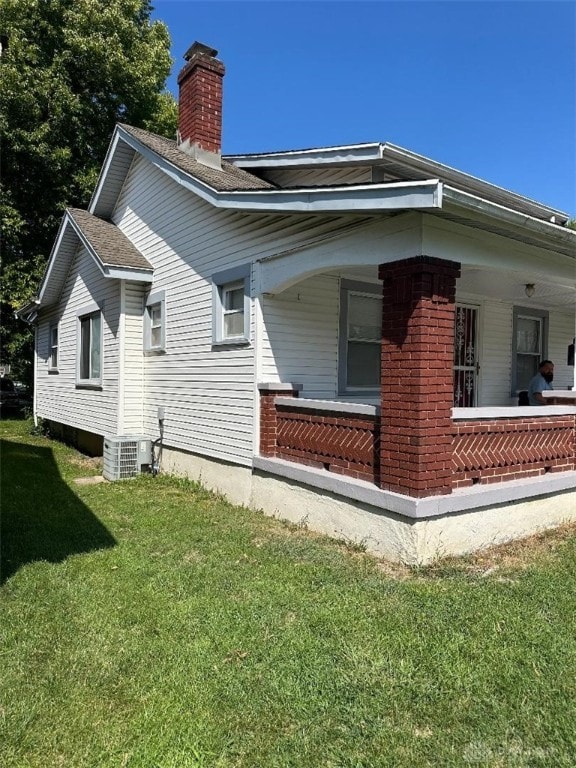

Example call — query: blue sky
[151,1,575,215]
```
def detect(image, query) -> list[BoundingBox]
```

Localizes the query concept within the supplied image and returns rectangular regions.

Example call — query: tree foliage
[0,0,177,382]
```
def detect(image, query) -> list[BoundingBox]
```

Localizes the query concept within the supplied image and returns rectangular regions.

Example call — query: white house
[19,42,576,564]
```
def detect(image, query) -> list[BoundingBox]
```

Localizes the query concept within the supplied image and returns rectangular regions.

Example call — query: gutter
[15,298,40,323]
[443,186,576,255]
[226,143,383,167]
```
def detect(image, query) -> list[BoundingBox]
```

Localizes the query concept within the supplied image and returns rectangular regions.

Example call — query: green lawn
[1,418,576,768]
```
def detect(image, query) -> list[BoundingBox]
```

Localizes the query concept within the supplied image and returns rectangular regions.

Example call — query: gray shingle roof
[120,124,275,192]
[68,208,153,271]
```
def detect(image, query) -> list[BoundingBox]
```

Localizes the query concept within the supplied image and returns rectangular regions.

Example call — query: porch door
[453,304,479,407]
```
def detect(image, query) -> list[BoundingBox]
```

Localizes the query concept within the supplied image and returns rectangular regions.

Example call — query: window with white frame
[49,324,59,369]
[339,280,382,394]
[212,264,250,345]
[77,306,102,385]
[144,290,166,353]
[222,282,245,339]
[512,306,548,392]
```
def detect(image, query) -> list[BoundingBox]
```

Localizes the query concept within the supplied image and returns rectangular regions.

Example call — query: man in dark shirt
[527,360,554,405]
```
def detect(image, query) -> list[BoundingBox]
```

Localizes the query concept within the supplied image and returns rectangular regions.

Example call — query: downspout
[33,325,38,427]
[252,261,264,460]
[117,281,126,434]
[573,315,576,391]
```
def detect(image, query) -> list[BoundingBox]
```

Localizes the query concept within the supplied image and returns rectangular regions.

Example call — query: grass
[1,418,576,767]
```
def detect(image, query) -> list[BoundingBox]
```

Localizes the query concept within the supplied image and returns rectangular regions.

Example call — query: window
[212,264,251,345]
[339,280,382,394]
[144,290,166,353]
[77,304,102,386]
[222,282,245,339]
[49,325,59,369]
[512,306,548,392]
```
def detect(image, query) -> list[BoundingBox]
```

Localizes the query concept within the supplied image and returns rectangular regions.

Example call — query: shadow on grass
[0,438,116,584]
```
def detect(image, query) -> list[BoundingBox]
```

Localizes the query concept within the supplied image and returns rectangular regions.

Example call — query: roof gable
[90,124,275,219]
[36,209,152,310]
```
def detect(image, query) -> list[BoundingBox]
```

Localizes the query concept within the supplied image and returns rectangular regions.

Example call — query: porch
[258,387,576,493]
[258,251,575,498]
[253,388,576,563]
[253,221,575,560]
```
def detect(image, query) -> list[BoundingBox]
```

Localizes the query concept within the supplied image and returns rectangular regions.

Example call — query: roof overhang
[88,124,574,271]
[29,210,153,314]
[442,186,576,259]
[228,141,569,226]
[226,143,384,168]
[92,126,444,215]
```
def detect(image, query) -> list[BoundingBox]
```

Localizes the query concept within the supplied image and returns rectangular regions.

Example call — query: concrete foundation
[162,446,576,565]
[49,423,575,565]
[45,420,104,457]
[161,446,253,507]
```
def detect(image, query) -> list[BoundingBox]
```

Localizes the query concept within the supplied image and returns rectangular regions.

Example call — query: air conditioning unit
[103,435,152,481]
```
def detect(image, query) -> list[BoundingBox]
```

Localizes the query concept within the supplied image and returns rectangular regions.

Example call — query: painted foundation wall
[159,444,576,565]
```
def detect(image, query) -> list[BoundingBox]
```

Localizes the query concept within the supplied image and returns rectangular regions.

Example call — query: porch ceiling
[330,265,576,310]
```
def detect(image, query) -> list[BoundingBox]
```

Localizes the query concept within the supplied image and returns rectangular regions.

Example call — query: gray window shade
[347,342,381,387]
[348,294,381,341]
[346,292,381,388]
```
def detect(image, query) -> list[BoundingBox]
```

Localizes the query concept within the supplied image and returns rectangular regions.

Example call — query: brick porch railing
[452,413,576,488]
[258,385,379,483]
[259,386,576,495]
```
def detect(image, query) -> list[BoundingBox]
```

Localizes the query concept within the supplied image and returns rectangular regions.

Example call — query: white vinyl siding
[113,158,257,465]
[261,274,341,399]
[112,157,357,464]
[473,300,511,406]
[121,282,145,434]
[549,311,575,391]
[37,150,571,467]
[35,246,120,436]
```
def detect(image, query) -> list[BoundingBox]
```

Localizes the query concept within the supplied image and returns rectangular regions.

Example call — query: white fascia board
[117,127,442,212]
[113,133,443,212]
[40,213,152,306]
[89,129,123,214]
[384,144,569,222]
[216,180,442,212]
[226,143,383,168]
[443,186,576,254]
[104,266,153,282]
[37,215,74,304]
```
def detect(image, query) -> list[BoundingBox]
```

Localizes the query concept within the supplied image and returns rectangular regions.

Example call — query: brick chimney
[177,42,225,170]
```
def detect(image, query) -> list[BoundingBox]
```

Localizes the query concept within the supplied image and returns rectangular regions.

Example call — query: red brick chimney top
[177,41,225,169]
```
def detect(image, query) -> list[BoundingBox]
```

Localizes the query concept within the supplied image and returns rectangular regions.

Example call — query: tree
[0,0,177,384]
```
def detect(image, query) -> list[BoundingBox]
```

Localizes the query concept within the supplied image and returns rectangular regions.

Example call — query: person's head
[539,360,554,383]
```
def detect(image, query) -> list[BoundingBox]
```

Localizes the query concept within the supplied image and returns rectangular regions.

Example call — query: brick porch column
[378,256,461,497]
[258,383,301,457]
